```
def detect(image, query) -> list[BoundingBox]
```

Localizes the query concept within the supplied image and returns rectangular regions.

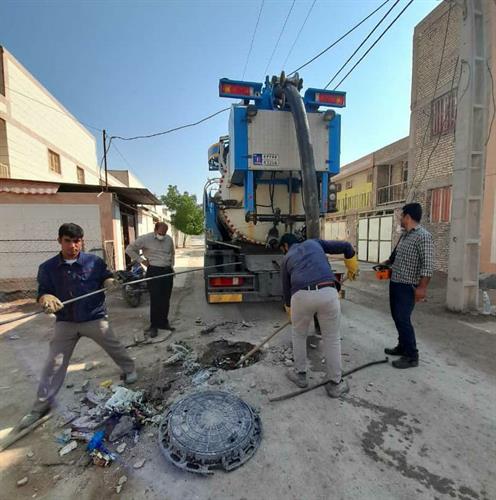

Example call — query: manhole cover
[201,340,262,370]
[158,391,262,474]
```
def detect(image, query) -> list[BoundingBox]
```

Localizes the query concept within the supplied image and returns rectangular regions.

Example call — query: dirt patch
[201,340,262,370]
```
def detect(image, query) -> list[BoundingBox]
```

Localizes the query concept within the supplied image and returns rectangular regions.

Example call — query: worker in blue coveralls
[279,234,359,397]
[15,223,137,431]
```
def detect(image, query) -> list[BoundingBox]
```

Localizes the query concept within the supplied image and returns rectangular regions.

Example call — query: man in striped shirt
[385,203,434,369]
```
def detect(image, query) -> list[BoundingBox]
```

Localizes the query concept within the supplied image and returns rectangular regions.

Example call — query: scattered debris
[116,475,128,494]
[81,380,90,392]
[59,440,78,456]
[17,477,28,487]
[9,334,20,340]
[284,359,294,367]
[26,450,34,459]
[99,379,113,389]
[53,475,61,482]
[195,317,202,324]
[309,343,317,349]
[84,362,94,372]
[55,429,72,445]
[90,450,114,467]
[192,369,211,385]
[109,415,134,442]
[105,387,143,413]
[250,382,257,388]
[116,442,127,454]
[133,458,146,469]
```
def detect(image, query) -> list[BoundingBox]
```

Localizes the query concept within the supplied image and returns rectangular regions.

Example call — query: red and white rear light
[219,79,263,100]
[220,83,254,97]
[209,276,245,287]
[315,92,346,107]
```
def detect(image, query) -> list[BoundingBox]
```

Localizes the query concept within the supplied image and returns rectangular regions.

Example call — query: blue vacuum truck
[203,73,345,303]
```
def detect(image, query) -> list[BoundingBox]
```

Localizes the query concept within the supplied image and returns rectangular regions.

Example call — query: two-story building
[0,46,163,292]
[325,137,409,263]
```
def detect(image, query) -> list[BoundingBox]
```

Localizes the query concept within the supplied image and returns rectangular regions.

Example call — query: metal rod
[0,413,53,452]
[0,262,241,327]
[269,358,389,402]
[206,239,242,250]
[235,321,291,367]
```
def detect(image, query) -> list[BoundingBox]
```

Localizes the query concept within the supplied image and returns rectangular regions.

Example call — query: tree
[161,185,204,247]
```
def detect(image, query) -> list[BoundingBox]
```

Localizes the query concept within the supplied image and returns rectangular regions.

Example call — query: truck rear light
[219,79,263,100]
[220,83,253,97]
[315,92,345,107]
[209,276,245,287]
[304,88,346,108]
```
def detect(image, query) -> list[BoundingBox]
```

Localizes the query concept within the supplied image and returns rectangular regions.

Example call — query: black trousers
[146,265,173,329]
[389,281,418,359]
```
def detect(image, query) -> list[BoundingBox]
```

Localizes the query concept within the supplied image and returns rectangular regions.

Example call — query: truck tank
[204,75,345,303]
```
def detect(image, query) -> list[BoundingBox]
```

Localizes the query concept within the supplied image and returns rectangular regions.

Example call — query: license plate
[208,293,243,303]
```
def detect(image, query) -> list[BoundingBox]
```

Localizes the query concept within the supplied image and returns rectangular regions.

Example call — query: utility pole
[102,129,109,191]
[447,0,488,311]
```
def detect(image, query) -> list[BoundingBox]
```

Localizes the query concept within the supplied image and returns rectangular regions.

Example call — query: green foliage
[161,185,204,236]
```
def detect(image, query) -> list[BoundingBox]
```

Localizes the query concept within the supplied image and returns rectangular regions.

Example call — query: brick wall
[409,1,461,272]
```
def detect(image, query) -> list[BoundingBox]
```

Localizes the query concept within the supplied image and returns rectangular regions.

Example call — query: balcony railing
[376,181,407,205]
[0,162,10,178]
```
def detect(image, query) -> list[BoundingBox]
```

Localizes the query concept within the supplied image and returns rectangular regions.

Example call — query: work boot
[162,322,176,332]
[15,407,51,432]
[144,325,158,338]
[384,345,405,356]
[286,368,308,388]
[325,379,350,398]
[123,370,138,384]
[392,356,419,369]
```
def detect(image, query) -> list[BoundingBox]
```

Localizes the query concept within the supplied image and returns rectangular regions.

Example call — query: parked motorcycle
[115,262,148,307]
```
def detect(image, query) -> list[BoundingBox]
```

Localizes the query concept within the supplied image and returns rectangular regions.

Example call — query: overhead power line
[331,0,415,90]
[111,141,134,171]
[111,107,230,142]
[288,0,391,75]
[5,86,103,133]
[263,0,296,77]
[281,0,317,70]
[242,0,265,79]
[324,0,401,89]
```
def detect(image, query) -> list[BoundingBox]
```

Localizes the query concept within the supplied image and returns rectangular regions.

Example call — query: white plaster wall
[0,204,101,279]
[4,53,101,184]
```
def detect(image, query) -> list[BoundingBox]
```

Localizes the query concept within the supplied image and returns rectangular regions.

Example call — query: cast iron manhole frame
[158,390,262,474]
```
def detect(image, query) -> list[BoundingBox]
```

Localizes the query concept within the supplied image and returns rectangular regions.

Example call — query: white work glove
[103,278,119,291]
[39,294,64,314]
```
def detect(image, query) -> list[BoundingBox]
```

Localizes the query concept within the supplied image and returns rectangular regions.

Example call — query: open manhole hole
[201,340,262,370]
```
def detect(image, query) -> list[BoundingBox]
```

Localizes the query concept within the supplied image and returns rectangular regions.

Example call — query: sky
[0,0,439,199]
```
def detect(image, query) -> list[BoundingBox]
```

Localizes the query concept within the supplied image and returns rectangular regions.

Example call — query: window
[430,186,452,222]
[431,90,456,136]
[336,183,342,192]
[48,149,61,174]
[402,161,408,182]
[367,172,373,183]
[345,180,353,190]
[76,166,85,184]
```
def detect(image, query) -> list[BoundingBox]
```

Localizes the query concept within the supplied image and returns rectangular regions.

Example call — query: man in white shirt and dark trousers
[126,222,175,337]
